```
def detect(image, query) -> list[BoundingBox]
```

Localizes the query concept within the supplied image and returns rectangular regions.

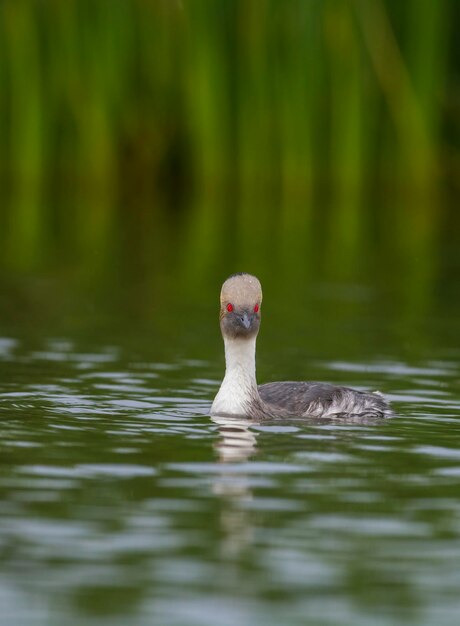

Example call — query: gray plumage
[258,381,391,418]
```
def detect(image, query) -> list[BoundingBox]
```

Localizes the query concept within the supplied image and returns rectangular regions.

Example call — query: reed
[0,0,456,316]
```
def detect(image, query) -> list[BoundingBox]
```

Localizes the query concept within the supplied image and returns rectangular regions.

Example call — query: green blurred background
[0,0,459,336]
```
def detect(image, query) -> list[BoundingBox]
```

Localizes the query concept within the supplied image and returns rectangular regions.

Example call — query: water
[1,283,460,626]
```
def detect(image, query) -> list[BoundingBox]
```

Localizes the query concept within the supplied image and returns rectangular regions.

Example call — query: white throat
[211,336,258,416]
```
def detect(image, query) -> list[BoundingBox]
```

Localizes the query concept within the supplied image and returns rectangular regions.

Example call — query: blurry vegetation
[0,0,458,320]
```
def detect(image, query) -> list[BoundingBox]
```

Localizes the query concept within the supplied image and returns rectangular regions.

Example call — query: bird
[210,273,391,420]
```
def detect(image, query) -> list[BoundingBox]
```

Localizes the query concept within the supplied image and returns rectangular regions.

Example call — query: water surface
[1,288,459,626]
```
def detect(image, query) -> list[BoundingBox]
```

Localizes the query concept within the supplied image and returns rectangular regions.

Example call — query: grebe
[211,273,391,419]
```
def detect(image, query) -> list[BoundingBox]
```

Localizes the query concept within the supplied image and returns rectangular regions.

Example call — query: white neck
[211,336,259,416]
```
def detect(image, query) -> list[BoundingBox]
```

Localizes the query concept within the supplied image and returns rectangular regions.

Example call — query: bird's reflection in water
[211,415,258,560]
[212,414,258,463]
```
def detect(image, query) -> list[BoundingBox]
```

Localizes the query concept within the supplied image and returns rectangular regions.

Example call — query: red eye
[226,303,233,312]
[254,304,259,313]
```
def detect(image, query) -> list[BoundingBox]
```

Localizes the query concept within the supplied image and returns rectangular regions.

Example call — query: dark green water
[1,275,460,626]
